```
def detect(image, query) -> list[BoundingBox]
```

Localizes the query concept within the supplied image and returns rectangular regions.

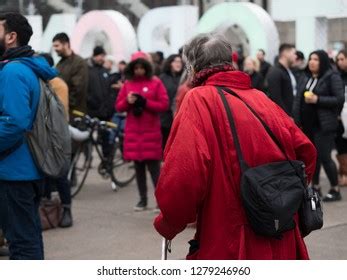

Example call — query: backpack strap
[0,140,23,160]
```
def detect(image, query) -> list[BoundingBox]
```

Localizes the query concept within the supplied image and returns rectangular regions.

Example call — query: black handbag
[216,86,323,238]
[299,185,323,237]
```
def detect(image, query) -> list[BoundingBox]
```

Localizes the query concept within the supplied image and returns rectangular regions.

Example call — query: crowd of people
[0,12,346,260]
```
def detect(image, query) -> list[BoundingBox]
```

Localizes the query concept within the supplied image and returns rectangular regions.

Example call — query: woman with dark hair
[293,50,345,202]
[160,54,183,148]
[115,51,168,211]
[335,50,347,186]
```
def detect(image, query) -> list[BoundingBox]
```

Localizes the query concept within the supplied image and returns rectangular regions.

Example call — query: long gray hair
[182,33,233,76]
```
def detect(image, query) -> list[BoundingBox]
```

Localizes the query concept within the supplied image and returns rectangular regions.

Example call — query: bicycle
[68,110,135,198]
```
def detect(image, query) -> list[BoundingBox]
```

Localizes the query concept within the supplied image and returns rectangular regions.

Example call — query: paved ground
[43,163,347,260]
[1,160,347,260]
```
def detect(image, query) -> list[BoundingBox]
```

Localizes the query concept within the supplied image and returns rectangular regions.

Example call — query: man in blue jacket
[0,13,57,259]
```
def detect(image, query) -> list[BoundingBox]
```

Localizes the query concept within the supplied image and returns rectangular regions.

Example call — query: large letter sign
[70,10,137,61]
[27,3,280,63]
[197,2,279,64]
[137,6,199,57]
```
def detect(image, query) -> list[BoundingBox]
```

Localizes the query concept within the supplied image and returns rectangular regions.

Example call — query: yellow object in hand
[304,91,314,98]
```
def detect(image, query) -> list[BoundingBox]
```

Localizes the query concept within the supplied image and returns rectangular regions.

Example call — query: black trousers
[45,174,71,206]
[309,131,339,187]
[335,121,347,155]
[161,126,171,151]
[134,160,161,203]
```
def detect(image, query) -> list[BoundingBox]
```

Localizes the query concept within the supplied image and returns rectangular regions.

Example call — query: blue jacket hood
[11,56,58,81]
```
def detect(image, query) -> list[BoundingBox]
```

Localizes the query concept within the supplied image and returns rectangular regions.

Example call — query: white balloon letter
[138,6,199,56]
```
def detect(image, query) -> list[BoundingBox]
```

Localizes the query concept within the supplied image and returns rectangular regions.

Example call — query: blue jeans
[111,113,126,138]
[0,180,44,260]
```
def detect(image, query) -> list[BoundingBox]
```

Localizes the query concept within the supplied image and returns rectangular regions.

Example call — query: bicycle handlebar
[72,110,118,129]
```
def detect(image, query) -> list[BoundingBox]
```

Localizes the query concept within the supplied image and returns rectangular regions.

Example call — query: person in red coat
[154,34,317,260]
[116,51,169,211]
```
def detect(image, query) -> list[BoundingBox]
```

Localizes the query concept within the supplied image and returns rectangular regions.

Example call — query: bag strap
[0,140,23,160]
[216,87,249,172]
[216,86,307,185]
[217,86,292,162]
[41,205,56,229]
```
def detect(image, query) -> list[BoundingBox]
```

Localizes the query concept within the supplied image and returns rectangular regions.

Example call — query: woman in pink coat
[115,52,169,211]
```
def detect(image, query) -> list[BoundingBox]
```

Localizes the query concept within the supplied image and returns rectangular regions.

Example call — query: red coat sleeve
[146,79,169,113]
[154,96,210,240]
[115,82,131,112]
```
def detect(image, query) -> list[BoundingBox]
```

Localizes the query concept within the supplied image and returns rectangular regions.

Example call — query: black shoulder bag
[216,86,323,238]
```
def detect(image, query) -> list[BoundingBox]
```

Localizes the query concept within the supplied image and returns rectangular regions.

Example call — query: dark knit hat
[296,50,305,61]
[93,46,106,56]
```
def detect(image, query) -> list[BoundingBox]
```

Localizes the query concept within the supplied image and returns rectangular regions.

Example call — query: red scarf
[191,64,235,87]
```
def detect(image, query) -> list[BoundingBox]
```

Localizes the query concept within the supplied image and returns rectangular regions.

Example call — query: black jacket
[292,67,306,84]
[86,58,115,120]
[259,60,271,78]
[159,72,181,128]
[293,69,345,133]
[267,63,295,116]
[250,71,264,91]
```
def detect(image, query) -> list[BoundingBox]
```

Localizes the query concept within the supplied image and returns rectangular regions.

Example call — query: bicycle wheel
[111,145,135,187]
[68,141,93,198]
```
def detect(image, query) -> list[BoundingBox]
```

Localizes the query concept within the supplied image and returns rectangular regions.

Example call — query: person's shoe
[134,200,147,211]
[323,189,342,202]
[98,162,108,176]
[59,207,73,228]
[152,206,160,214]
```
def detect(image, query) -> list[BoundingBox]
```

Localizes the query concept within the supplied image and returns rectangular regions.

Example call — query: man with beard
[0,12,57,259]
[52,32,88,117]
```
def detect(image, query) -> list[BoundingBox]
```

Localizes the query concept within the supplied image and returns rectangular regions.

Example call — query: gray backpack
[27,80,71,178]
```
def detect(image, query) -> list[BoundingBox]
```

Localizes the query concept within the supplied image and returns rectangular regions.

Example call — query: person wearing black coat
[293,50,345,202]
[292,50,306,83]
[159,54,183,149]
[256,49,271,79]
[86,46,115,121]
[86,46,115,163]
[266,44,297,116]
[243,56,264,91]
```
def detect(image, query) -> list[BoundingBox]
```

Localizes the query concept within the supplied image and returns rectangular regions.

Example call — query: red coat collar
[204,71,252,90]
